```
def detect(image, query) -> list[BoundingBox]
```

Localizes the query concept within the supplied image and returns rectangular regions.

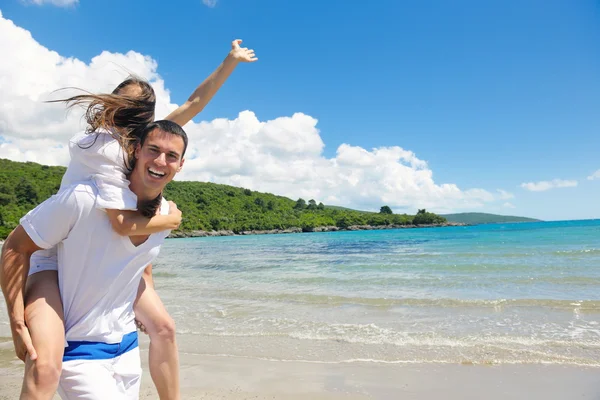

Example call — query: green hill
[0,158,448,238]
[440,212,540,225]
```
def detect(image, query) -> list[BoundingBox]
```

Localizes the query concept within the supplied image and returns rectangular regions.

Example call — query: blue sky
[1,0,600,221]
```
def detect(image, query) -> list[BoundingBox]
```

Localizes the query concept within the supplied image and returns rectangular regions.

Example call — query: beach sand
[1,338,599,399]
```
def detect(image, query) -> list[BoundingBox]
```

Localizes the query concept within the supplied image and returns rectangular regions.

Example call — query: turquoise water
[1,220,597,366]
[151,220,600,367]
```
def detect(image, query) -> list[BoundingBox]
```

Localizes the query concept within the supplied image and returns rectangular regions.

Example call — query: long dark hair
[48,76,156,164]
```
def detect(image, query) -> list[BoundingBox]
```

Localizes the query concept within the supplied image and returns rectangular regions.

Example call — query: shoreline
[0,222,465,243]
[0,223,464,242]
[168,222,467,239]
[1,342,599,399]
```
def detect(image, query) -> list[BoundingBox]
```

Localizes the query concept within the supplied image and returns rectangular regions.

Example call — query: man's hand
[11,321,37,362]
[229,39,258,63]
[167,201,182,229]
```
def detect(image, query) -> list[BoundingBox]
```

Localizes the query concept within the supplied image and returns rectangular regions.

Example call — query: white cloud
[496,189,514,200]
[24,0,78,6]
[202,0,217,7]
[503,202,516,209]
[175,119,497,212]
[587,169,600,181]
[520,179,578,192]
[0,11,498,214]
[0,10,174,158]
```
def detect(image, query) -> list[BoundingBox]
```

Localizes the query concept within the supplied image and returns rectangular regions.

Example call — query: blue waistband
[63,331,138,361]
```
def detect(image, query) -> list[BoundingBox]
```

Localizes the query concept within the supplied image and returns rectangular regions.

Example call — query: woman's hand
[229,39,258,63]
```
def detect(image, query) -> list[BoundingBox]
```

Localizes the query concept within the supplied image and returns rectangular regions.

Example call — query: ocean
[0,220,598,369]
[149,219,600,367]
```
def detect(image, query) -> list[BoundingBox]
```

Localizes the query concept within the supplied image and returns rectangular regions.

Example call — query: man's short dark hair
[139,120,188,157]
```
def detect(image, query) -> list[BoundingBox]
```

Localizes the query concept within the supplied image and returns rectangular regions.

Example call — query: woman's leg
[21,269,65,400]
[134,265,180,400]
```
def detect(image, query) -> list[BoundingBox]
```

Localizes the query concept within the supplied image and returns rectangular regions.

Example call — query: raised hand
[229,39,258,63]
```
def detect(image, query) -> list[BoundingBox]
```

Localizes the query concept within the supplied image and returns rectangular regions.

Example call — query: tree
[210,217,222,231]
[413,209,446,225]
[368,214,390,226]
[299,213,319,232]
[317,202,325,210]
[15,178,38,205]
[243,188,252,196]
[392,213,412,225]
[336,215,352,229]
[380,205,393,215]
[307,199,317,210]
[294,198,307,210]
[0,192,14,207]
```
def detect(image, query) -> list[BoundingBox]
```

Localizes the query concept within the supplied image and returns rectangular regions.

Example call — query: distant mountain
[440,212,541,225]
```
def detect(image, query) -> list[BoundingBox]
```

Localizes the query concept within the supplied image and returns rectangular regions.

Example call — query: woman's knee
[28,357,62,389]
[151,315,176,342]
[134,286,176,341]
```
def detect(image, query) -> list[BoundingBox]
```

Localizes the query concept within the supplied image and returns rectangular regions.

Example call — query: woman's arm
[165,39,258,127]
[106,201,182,237]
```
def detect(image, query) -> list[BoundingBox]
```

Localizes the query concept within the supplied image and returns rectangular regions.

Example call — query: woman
[18,39,257,400]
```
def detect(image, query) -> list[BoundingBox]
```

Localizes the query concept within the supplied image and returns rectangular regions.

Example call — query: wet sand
[0,338,598,399]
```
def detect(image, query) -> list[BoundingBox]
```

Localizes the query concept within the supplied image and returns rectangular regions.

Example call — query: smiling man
[0,120,186,399]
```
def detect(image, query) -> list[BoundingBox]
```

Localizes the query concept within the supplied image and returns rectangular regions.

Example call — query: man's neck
[128,174,162,211]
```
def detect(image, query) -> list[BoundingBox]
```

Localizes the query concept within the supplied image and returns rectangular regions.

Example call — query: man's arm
[165,39,258,127]
[2,185,82,360]
[0,226,43,360]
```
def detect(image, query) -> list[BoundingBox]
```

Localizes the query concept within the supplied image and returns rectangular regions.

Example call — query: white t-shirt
[21,181,170,344]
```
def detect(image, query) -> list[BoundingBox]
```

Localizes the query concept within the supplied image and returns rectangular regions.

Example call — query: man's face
[133,128,185,194]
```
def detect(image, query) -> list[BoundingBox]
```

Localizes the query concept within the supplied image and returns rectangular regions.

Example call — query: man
[1,120,186,398]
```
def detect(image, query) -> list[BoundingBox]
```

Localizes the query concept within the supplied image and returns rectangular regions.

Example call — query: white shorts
[29,247,58,276]
[58,334,141,399]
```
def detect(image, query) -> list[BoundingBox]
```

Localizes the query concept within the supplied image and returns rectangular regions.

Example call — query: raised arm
[0,226,42,360]
[165,39,258,127]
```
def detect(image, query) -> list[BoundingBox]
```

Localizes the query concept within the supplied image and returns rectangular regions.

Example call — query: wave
[207,291,600,310]
[276,274,600,287]
[553,249,600,256]
[182,330,600,352]
[175,315,600,353]
[173,320,600,367]
[177,352,600,368]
